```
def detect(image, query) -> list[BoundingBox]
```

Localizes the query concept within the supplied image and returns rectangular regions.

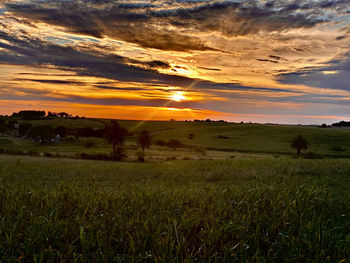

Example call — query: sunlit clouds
[1,0,350,123]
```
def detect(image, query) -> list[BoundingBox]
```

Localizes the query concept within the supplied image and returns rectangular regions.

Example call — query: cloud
[6,0,348,52]
[14,78,86,85]
[0,30,302,100]
[278,54,350,91]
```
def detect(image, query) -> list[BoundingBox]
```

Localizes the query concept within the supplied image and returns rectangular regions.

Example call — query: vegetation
[0,155,349,262]
[104,120,128,153]
[1,113,350,261]
[137,130,152,152]
[291,135,308,157]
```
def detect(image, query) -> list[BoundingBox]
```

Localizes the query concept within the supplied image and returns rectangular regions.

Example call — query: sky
[0,0,350,124]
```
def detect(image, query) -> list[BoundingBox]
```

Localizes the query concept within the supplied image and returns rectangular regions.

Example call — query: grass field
[0,155,349,262]
[2,118,350,159]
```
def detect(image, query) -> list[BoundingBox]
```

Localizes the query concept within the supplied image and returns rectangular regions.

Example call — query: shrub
[217,135,230,139]
[5,149,25,155]
[0,148,4,154]
[44,152,53,158]
[155,139,166,146]
[167,139,182,150]
[136,150,145,162]
[331,146,345,152]
[27,150,39,156]
[110,148,127,161]
[166,156,177,161]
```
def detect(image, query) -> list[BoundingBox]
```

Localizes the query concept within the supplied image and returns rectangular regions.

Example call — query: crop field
[1,118,350,262]
[0,155,349,262]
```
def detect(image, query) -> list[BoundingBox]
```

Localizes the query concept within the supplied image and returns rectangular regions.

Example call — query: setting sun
[170,91,186,102]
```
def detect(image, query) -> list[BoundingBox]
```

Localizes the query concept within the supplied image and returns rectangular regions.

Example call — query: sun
[171,91,186,102]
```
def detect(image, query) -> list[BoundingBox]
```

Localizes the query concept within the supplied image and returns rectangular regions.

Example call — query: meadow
[0,155,349,262]
[2,118,350,160]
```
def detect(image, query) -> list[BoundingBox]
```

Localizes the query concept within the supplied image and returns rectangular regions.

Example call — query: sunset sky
[1,0,350,124]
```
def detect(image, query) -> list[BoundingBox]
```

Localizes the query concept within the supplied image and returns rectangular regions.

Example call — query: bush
[27,150,39,156]
[217,135,230,139]
[331,146,345,152]
[136,150,145,162]
[167,139,182,150]
[0,148,4,154]
[166,156,177,161]
[155,139,166,146]
[5,149,25,155]
[111,148,127,161]
[302,152,324,159]
[44,152,53,158]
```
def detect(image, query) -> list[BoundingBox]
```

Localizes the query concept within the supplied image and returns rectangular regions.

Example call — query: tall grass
[0,156,349,262]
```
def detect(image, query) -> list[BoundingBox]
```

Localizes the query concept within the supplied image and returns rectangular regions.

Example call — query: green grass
[0,155,349,262]
[3,118,350,159]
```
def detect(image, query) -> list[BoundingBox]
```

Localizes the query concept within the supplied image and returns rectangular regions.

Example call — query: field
[1,118,350,261]
[0,155,349,262]
[2,118,350,160]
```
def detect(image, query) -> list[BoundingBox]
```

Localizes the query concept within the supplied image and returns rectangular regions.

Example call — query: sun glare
[171,91,186,102]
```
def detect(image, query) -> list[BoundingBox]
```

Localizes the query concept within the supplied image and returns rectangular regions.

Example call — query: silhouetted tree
[7,119,17,130]
[291,135,308,157]
[18,123,32,137]
[54,126,68,138]
[137,130,152,152]
[28,125,54,143]
[167,139,182,150]
[58,112,69,118]
[0,119,6,133]
[104,121,128,153]
[12,110,45,120]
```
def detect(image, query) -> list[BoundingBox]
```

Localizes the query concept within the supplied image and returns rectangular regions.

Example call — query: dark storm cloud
[6,0,349,52]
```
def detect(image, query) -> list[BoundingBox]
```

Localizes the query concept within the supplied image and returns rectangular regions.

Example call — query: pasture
[1,118,350,160]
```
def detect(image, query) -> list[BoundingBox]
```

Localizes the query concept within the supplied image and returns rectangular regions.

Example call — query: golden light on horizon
[170,91,186,102]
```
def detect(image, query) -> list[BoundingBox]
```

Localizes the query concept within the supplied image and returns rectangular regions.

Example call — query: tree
[104,121,128,153]
[18,123,32,137]
[54,126,68,138]
[137,130,152,152]
[28,125,54,143]
[188,133,195,140]
[167,139,182,150]
[291,135,308,157]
